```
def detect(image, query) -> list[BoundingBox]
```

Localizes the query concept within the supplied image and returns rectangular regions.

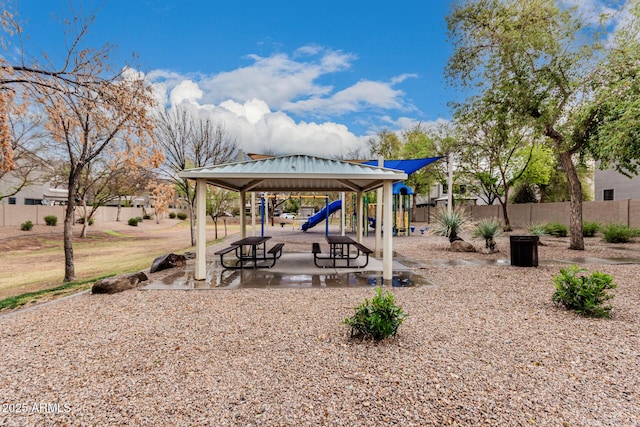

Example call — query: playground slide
[301,200,342,231]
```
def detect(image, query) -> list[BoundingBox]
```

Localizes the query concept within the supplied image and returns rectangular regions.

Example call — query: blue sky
[12,0,629,157]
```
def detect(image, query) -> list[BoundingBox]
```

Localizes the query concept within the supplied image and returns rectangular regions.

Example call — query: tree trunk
[186,181,196,246]
[499,185,511,229]
[538,185,547,204]
[188,202,196,246]
[63,179,78,282]
[80,201,89,238]
[116,196,122,221]
[558,152,584,250]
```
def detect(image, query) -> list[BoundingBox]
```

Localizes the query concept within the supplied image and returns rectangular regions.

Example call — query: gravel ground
[1,227,639,426]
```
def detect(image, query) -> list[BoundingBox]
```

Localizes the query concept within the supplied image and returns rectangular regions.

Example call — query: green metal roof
[179,154,408,193]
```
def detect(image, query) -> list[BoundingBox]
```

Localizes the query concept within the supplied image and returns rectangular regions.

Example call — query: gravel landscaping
[1,229,639,426]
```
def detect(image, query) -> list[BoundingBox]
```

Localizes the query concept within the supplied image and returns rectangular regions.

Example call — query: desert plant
[527,223,549,236]
[177,212,188,220]
[44,215,58,226]
[143,214,152,220]
[169,212,177,219]
[20,220,33,231]
[343,287,408,341]
[582,221,600,238]
[552,266,616,318]
[432,207,470,242]
[473,218,501,251]
[128,217,139,227]
[601,223,640,243]
[543,222,568,237]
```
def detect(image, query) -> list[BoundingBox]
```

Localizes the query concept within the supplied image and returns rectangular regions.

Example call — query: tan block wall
[413,200,640,229]
[1,205,185,227]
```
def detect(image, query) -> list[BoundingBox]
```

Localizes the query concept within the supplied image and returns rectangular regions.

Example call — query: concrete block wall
[413,200,640,229]
[0,205,185,227]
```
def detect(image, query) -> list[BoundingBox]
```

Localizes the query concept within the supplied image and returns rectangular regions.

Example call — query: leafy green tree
[446,0,612,250]
[516,145,555,203]
[400,124,442,197]
[367,129,402,159]
[455,93,538,227]
[578,3,640,178]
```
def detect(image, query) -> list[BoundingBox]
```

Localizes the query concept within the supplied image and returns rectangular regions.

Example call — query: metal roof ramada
[179,154,408,193]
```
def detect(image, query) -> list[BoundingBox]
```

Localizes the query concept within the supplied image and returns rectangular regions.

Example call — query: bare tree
[0,111,48,201]
[155,105,237,246]
[74,155,155,236]
[0,4,115,173]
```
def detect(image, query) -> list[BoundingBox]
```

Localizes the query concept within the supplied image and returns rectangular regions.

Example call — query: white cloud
[196,47,355,109]
[145,45,426,158]
[559,0,623,26]
[170,80,203,105]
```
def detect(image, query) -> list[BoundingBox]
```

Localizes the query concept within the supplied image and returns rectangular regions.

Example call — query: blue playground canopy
[393,182,414,195]
[362,157,442,176]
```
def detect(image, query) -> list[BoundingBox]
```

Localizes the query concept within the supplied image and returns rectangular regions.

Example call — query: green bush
[543,222,568,237]
[143,214,151,220]
[472,218,501,251]
[44,215,57,226]
[77,217,94,226]
[582,221,600,237]
[552,265,616,318]
[527,223,549,236]
[136,216,143,223]
[169,212,177,219]
[343,287,408,341]
[128,217,139,227]
[601,223,640,243]
[177,212,188,220]
[20,220,33,231]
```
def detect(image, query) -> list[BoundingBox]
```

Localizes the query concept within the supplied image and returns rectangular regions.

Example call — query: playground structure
[252,157,441,237]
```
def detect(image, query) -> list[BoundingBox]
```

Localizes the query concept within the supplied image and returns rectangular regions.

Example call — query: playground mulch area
[1,224,639,425]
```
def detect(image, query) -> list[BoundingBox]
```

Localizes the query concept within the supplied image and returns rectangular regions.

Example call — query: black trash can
[510,235,539,267]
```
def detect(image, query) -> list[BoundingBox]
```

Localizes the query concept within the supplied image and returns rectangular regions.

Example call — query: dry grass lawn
[0,219,235,300]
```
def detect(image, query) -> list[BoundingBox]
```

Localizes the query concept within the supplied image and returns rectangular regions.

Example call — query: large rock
[150,253,187,273]
[92,272,148,294]
[449,240,476,252]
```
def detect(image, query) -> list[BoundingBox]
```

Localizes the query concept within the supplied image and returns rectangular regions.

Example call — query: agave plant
[473,218,502,251]
[527,223,549,236]
[432,207,470,242]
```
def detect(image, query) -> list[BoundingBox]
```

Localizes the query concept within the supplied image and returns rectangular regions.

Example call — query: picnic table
[312,235,373,268]
[215,236,284,269]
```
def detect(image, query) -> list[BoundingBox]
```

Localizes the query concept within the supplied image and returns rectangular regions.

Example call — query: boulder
[92,271,148,294]
[150,253,187,273]
[449,240,476,252]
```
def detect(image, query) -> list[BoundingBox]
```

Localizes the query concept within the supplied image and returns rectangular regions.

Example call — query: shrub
[136,216,143,223]
[20,220,33,231]
[169,212,177,219]
[143,214,152,220]
[76,217,94,226]
[582,221,600,238]
[128,217,139,227]
[343,287,408,341]
[177,212,188,220]
[473,218,501,251]
[527,223,549,236]
[601,223,640,243]
[44,215,57,226]
[543,222,568,237]
[432,207,470,242]
[552,265,616,318]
